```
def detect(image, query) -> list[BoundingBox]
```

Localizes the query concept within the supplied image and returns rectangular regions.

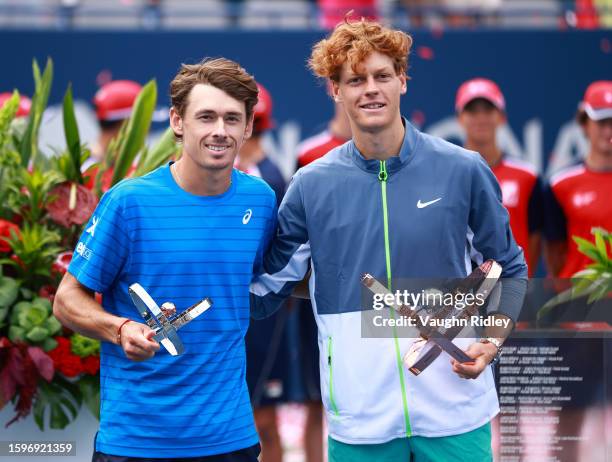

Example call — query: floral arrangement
[0,59,177,429]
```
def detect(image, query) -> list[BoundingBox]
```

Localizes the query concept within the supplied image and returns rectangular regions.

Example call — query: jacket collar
[347,117,420,174]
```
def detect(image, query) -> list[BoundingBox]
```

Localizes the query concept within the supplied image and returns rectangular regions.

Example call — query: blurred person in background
[441,0,501,26]
[542,80,612,462]
[575,0,612,28]
[238,83,289,462]
[544,80,612,279]
[399,0,501,27]
[86,79,142,191]
[297,86,351,168]
[317,0,379,29]
[456,78,544,277]
[91,79,142,164]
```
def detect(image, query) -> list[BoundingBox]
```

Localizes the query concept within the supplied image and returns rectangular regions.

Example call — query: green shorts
[328,423,492,462]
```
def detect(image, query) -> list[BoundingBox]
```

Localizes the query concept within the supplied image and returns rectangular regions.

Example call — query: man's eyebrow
[194,109,215,116]
[193,109,243,118]
[345,66,393,78]
[373,66,394,74]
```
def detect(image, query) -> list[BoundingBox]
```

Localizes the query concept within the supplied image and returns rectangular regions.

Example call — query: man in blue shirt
[53,58,276,461]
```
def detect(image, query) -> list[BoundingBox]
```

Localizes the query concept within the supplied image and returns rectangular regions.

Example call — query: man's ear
[169,107,183,138]
[331,80,342,103]
[244,114,254,140]
[399,72,407,95]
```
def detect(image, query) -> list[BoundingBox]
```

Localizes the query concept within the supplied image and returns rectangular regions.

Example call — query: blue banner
[0,29,609,177]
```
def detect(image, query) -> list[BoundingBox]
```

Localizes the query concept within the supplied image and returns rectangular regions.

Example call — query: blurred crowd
[1,0,610,29]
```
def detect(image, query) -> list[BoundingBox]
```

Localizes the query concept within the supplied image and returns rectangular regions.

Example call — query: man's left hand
[451,341,498,379]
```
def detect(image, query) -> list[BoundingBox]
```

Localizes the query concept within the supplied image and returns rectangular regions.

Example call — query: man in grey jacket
[250,19,527,462]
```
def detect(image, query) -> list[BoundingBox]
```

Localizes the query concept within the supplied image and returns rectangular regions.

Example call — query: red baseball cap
[580,81,612,121]
[253,83,274,132]
[94,80,142,122]
[0,92,31,117]
[455,78,505,113]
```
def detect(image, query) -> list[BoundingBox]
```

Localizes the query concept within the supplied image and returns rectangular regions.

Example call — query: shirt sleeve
[542,183,567,242]
[468,156,528,322]
[527,176,545,233]
[250,172,311,319]
[253,199,278,276]
[67,191,131,293]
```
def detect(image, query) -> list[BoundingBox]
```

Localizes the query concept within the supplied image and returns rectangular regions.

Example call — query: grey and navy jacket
[250,120,527,443]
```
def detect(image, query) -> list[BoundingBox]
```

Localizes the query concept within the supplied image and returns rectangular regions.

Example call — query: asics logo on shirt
[86,216,99,237]
[417,198,442,209]
[242,209,253,224]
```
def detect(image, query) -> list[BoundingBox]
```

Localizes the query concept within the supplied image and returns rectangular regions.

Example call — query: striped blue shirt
[68,163,276,458]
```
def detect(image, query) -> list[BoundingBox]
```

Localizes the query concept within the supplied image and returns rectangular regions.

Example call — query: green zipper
[378,160,412,437]
[328,336,339,416]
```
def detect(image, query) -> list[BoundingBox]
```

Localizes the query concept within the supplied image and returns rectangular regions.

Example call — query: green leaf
[24,304,48,327]
[26,326,49,343]
[573,236,598,253]
[0,91,20,149]
[62,84,84,184]
[32,297,52,313]
[8,325,25,342]
[133,127,178,177]
[49,402,70,429]
[19,58,53,167]
[110,80,157,187]
[33,377,82,430]
[42,337,58,352]
[594,229,608,260]
[0,306,8,324]
[43,316,62,335]
[10,300,30,324]
[33,394,45,429]
[0,275,19,308]
[78,375,100,420]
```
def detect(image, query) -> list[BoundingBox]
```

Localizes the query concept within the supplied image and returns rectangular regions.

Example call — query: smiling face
[170,83,253,173]
[332,51,406,135]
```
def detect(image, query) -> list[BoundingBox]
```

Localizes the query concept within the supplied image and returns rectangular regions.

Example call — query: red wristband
[116,319,132,344]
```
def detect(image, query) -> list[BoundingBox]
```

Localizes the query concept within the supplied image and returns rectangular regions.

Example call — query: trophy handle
[128,283,185,356]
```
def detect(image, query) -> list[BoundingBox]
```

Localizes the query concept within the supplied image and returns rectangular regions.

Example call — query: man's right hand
[119,321,160,361]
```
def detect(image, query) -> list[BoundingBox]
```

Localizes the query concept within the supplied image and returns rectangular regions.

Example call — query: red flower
[51,251,73,275]
[10,254,25,269]
[46,182,98,228]
[0,219,19,253]
[58,356,83,378]
[38,285,57,302]
[47,337,86,378]
[82,356,100,375]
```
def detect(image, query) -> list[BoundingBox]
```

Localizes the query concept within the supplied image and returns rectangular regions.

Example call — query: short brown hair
[309,19,412,82]
[576,109,588,126]
[170,57,259,120]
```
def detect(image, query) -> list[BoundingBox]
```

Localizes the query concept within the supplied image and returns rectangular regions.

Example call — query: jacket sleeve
[250,172,311,319]
[468,156,528,322]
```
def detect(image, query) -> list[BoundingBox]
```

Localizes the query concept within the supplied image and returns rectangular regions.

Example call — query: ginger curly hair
[308,19,413,82]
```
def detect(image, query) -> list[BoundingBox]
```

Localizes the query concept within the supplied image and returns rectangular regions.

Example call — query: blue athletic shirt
[68,162,276,458]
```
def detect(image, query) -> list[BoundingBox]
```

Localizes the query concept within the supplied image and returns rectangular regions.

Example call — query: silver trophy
[128,283,213,356]
[362,259,502,375]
